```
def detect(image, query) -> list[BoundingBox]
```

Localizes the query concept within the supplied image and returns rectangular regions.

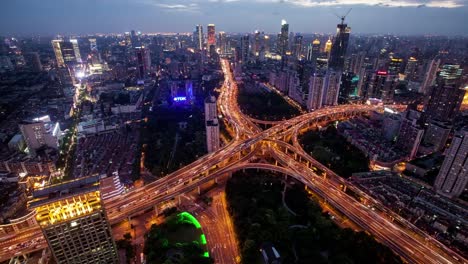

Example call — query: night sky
[1,0,467,36]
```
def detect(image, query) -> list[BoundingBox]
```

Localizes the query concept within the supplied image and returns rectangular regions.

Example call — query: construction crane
[333,8,352,24]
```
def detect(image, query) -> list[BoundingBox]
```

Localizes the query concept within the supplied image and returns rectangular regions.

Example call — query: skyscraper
[278,20,289,57]
[292,34,303,60]
[205,96,220,153]
[24,52,42,72]
[324,38,332,55]
[363,70,398,103]
[423,81,465,123]
[29,177,119,263]
[207,24,216,50]
[397,110,424,159]
[434,128,468,198]
[240,35,250,64]
[135,46,151,79]
[218,31,227,55]
[194,25,204,50]
[19,116,60,157]
[306,70,341,111]
[328,18,351,71]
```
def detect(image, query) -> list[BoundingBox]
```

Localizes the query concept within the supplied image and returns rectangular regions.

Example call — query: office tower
[135,46,151,79]
[404,57,418,81]
[278,19,289,57]
[423,81,465,123]
[240,35,250,63]
[388,57,403,75]
[218,31,227,55]
[205,96,220,153]
[52,39,82,67]
[207,24,216,50]
[434,128,468,198]
[194,25,204,50]
[124,32,132,46]
[421,121,451,153]
[364,70,398,103]
[19,116,60,157]
[252,30,261,56]
[328,18,351,70]
[306,70,341,111]
[324,38,332,55]
[29,177,119,263]
[24,52,42,72]
[307,72,325,111]
[397,110,424,159]
[292,35,303,60]
[439,63,463,85]
[420,58,440,94]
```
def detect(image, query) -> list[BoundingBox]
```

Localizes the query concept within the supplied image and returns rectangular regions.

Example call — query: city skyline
[1,0,468,36]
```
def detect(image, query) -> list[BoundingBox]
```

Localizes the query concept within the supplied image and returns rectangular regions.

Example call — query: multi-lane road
[0,58,466,264]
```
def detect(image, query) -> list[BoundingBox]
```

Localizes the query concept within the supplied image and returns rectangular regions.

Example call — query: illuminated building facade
[362,70,397,103]
[307,70,341,111]
[29,177,118,264]
[397,110,424,159]
[207,24,216,50]
[423,81,465,123]
[292,34,303,60]
[51,39,82,67]
[19,115,60,157]
[328,19,351,71]
[278,20,289,57]
[434,128,468,198]
[204,96,219,153]
[240,35,250,63]
[324,38,332,55]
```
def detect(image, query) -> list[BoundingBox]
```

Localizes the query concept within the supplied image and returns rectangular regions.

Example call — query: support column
[178,196,181,206]
[153,205,158,216]
[197,186,201,195]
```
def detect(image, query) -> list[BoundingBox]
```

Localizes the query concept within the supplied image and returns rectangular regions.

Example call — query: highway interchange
[0,58,466,264]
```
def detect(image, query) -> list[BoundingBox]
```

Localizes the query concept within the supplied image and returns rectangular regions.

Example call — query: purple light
[173,96,187,102]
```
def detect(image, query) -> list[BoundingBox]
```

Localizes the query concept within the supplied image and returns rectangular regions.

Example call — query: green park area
[299,125,369,178]
[238,87,300,121]
[226,170,402,264]
[143,211,213,264]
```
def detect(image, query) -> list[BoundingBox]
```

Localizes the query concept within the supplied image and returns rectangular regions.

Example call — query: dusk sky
[1,0,467,36]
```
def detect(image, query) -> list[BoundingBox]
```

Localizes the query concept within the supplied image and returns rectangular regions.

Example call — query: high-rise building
[306,70,341,111]
[292,34,303,60]
[52,39,82,67]
[388,57,403,75]
[194,25,204,50]
[19,115,60,157]
[29,177,119,264]
[423,81,465,123]
[205,96,220,153]
[439,63,463,85]
[278,20,289,57]
[135,46,151,79]
[207,24,216,50]
[240,35,250,63]
[89,38,98,51]
[382,112,401,141]
[364,70,398,103]
[324,38,332,55]
[397,110,424,159]
[24,52,42,72]
[420,58,440,94]
[420,120,451,154]
[306,39,320,62]
[434,128,468,198]
[404,57,418,81]
[218,31,227,55]
[328,18,351,71]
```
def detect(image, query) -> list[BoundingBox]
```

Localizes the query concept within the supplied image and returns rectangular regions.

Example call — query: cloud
[230,0,465,8]
[139,0,201,12]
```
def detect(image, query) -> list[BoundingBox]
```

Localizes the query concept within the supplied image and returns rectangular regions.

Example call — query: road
[1,58,466,264]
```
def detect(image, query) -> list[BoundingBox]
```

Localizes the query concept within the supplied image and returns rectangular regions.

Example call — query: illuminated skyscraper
[218,31,227,55]
[404,57,418,81]
[207,24,216,50]
[194,24,204,50]
[307,70,341,111]
[205,96,220,153]
[51,39,82,67]
[434,128,468,198]
[423,81,465,123]
[324,38,332,55]
[278,19,289,57]
[29,177,119,264]
[397,110,424,159]
[328,18,351,70]
[361,70,398,103]
[89,38,98,52]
